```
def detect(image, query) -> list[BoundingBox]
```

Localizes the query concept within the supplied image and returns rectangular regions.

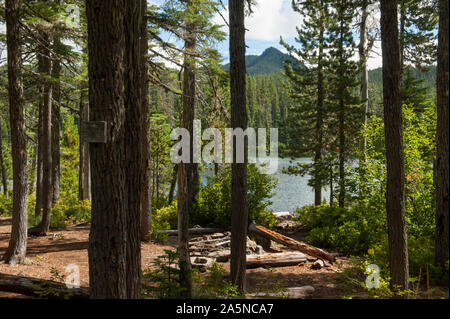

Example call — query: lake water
[202,157,329,214]
[265,157,329,213]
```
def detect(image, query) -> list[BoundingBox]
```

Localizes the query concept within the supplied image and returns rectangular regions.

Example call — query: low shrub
[151,201,178,242]
[294,204,384,255]
[0,194,12,216]
[191,164,278,229]
[28,198,91,229]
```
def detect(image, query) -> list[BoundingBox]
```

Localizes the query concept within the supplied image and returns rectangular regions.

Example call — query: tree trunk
[177,0,197,297]
[435,0,449,267]
[380,0,409,291]
[35,101,43,217]
[78,83,90,201]
[168,164,178,205]
[86,0,143,299]
[314,13,325,206]
[140,0,152,242]
[338,100,345,208]
[229,0,249,294]
[337,17,346,209]
[399,1,406,72]
[359,0,369,164]
[2,0,29,265]
[31,22,53,236]
[0,118,8,198]
[51,36,61,204]
[329,163,334,207]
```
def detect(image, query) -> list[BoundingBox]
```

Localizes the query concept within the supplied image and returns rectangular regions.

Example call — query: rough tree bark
[35,100,43,217]
[314,5,325,206]
[177,0,197,297]
[168,164,178,205]
[78,82,90,201]
[229,0,249,294]
[435,0,449,267]
[78,41,90,202]
[2,0,29,265]
[140,0,152,242]
[30,20,53,236]
[51,34,61,204]
[86,0,143,299]
[0,118,8,198]
[359,0,369,163]
[337,15,346,209]
[380,0,409,290]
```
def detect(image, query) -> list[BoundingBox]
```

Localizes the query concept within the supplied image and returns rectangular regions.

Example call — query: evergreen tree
[281,0,330,206]
[327,0,362,208]
[399,0,438,71]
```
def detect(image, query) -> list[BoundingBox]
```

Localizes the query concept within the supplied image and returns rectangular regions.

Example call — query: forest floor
[0,217,446,299]
[0,217,350,299]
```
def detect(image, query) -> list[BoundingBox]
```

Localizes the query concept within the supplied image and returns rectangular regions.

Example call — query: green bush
[151,201,178,242]
[191,164,278,228]
[50,199,91,228]
[294,204,384,255]
[0,194,12,216]
[368,236,449,285]
[28,198,91,229]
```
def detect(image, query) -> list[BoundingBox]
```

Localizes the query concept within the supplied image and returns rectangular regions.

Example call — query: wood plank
[246,252,307,269]
[248,286,314,299]
[156,228,226,236]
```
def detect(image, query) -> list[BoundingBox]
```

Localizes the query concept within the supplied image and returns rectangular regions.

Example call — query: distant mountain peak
[223,47,293,75]
[260,47,284,56]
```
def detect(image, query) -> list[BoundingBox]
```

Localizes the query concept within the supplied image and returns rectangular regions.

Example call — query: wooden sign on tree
[80,121,107,143]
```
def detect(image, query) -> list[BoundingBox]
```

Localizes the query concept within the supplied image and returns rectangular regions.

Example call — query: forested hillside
[223,48,438,155]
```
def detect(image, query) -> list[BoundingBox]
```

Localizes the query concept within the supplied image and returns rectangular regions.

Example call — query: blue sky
[0,1,384,69]
[149,0,383,69]
[211,0,301,62]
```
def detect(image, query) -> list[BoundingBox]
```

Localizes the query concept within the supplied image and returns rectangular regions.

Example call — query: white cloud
[367,40,383,70]
[213,0,301,42]
[246,0,300,41]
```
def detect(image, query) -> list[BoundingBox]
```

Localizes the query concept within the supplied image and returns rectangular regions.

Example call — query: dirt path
[0,217,349,298]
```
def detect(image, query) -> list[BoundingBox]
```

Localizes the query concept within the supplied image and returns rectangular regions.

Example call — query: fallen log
[0,273,89,299]
[248,223,335,263]
[248,286,314,299]
[215,240,230,247]
[156,228,226,236]
[188,236,230,246]
[246,252,307,269]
